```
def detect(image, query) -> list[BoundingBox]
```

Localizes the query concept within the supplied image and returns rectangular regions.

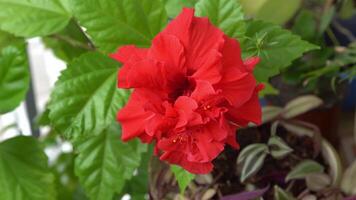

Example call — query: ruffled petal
[117,91,152,141]
[191,80,216,102]
[174,96,202,127]
[160,151,213,174]
[162,8,224,73]
[148,34,186,75]
[227,85,263,126]
[110,45,147,63]
[191,50,222,84]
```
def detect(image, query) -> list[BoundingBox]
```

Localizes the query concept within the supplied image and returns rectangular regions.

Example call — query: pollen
[203,105,211,110]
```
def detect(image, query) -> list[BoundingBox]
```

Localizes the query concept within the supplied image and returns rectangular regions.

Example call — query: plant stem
[49,34,95,51]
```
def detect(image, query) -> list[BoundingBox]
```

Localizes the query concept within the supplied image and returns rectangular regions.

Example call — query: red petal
[244,57,260,72]
[191,49,222,84]
[174,96,202,127]
[160,151,213,174]
[191,80,216,102]
[163,8,224,73]
[189,126,225,162]
[110,45,147,63]
[227,86,263,126]
[221,36,244,71]
[148,34,186,75]
[117,91,151,141]
[162,8,194,49]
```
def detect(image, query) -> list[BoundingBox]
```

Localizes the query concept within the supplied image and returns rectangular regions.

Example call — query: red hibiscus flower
[111,8,263,174]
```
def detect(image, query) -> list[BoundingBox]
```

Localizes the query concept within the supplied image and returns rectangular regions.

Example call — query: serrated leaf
[195,0,246,39]
[43,20,92,63]
[268,136,293,159]
[241,20,319,82]
[262,106,283,124]
[75,124,147,200]
[274,185,295,200]
[164,0,197,18]
[0,0,71,37]
[120,146,153,200]
[72,0,168,53]
[282,95,323,119]
[238,144,269,182]
[48,52,129,141]
[0,43,29,114]
[286,160,324,181]
[171,165,195,194]
[0,136,56,200]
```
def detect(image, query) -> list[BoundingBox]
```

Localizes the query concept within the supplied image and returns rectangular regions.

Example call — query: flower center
[168,77,195,101]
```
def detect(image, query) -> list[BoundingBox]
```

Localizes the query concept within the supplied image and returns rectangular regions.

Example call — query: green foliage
[119,145,153,199]
[74,124,147,200]
[0,43,29,114]
[286,160,324,181]
[43,20,92,63]
[237,143,269,182]
[0,0,71,37]
[274,185,296,200]
[282,95,323,119]
[0,31,19,48]
[195,0,246,39]
[164,0,197,18]
[171,165,196,194]
[240,0,301,25]
[48,52,129,141]
[72,0,168,53]
[0,136,56,200]
[292,10,317,41]
[241,20,319,82]
[268,136,293,159]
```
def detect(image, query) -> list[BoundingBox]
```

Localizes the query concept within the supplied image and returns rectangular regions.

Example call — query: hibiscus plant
[0,0,355,200]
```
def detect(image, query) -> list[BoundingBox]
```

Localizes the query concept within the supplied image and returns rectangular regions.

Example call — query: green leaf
[268,136,293,159]
[319,6,335,34]
[74,124,147,200]
[286,160,324,181]
[282,95,323,119]
[261,106,282,124]
[164,0,197,18]
[171,165,195,194]
[254,0,301,25]
[305,173,331,192]
[259,82,279,96]
[43,20,92,63]
[237,143,269,182]
[72,0,168,53]
[321,139,342,186]
[274,185,296,200]
[0,136,56,200]
[0,0,71,37]
[241,20,319,82]
[48,52,128,141]
[0,31,19,49]
[195,0,246,39]
[120,146,153,200]
[292,10,317,41]
[341,160,356,195]
[0,43,29,114]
